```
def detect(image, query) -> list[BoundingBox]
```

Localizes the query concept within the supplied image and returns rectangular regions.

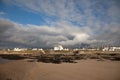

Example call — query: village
[0,45,120,64]
[2,45,120,53]
[0,45,120,63]
[0,45,120,57]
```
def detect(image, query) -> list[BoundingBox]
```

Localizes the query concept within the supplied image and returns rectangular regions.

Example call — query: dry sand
[0,59,120,80]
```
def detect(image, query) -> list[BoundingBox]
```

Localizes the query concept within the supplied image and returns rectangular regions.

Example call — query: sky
[0,0,120,48]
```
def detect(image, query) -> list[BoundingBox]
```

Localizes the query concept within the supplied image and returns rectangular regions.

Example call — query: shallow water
[0,57,13,64]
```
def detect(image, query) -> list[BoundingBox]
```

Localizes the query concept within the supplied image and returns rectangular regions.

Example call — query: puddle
[0,57,14,64]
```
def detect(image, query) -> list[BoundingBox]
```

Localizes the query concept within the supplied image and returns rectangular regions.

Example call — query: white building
[109,47,120,51]
[7,49,10,51]
[32,48,38,51]
[54,45,64,50]
[64,48,69,51]
[38,48,43,51]
[102,47,109,51]
[13,48,27,51]
[102,47,120,51]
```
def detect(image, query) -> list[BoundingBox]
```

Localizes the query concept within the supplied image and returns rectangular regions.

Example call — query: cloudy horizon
[0,0,120,48]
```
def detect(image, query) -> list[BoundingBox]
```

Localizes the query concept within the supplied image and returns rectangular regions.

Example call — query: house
[109,47,120,51]
[102,47,109,51]
[64,48,69,51]
[102,47,120,51]
[38,48,43,51]
[54,45,64,50]
[13,48,27,51]
[32,48,38,51]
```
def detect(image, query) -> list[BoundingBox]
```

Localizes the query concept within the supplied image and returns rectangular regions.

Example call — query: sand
[0,59,120,80]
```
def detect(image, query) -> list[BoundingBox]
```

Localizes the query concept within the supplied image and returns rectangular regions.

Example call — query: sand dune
[0,59,120,80]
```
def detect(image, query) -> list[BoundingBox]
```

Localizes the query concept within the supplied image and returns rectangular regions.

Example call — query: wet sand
[0,59,120,80]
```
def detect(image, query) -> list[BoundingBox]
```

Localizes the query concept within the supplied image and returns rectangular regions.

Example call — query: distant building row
[12,45,67,51]
[102,47,120,51]
[7,46,120,52]
[13,48,43,51]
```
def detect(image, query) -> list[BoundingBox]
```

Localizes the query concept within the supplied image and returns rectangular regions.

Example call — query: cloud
[0,12,5,15]
[0,0,120,48]
[0,12,6,18]
[96,22,120,40]
[59,33,90,46]
[0,19,14,40]
[0,19,93,48]
[2,0,120,24]
[0,18,119,48]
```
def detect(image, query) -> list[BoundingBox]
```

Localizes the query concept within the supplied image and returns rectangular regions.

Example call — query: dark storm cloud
[0,19,91,48]
[0,19,14,40]
[0,19,119,48]
[0,19,13,33]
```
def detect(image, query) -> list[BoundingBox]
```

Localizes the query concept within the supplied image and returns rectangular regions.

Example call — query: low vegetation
[0,50,120,64]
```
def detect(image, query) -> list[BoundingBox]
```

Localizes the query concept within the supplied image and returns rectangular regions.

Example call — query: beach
[0,58,120,80]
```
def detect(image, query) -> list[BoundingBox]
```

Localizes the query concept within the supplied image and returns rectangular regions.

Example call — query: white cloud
[59,33,90,46]
[1,0,120,48]
[109,5,120,22]
[0,12,5,15]
[0,12,6,18]
[2,0,119,25]
[0,19,94,48]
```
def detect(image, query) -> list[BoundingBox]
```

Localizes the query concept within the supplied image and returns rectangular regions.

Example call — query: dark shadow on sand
[0,54,27,60]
